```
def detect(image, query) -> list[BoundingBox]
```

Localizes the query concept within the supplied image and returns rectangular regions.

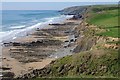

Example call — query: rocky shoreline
[16,22,98,79]
[14,7,91,79]
[2,5,119,80]
[2,11,84,79]
[14,5,119,79]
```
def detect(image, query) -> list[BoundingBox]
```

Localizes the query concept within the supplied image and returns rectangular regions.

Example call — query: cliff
[16,4,119,79]
[59,6,88,15]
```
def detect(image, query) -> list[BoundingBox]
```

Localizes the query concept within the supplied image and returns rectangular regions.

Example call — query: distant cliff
[59,6,88,15]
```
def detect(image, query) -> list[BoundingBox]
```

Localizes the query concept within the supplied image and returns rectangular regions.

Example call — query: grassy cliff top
[28,4,119,79]
[87,5,119,38]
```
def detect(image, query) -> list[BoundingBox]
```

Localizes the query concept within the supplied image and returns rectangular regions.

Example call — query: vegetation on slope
[19,5,119,80]
[32,48,119,79]
[87,5,119,38]
[46,5,120,78]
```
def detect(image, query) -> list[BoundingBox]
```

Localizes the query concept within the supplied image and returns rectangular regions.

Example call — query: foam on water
[10,25,26,29]
[0,15,73,43]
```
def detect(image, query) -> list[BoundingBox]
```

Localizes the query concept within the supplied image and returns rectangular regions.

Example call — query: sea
[0,10,73,43]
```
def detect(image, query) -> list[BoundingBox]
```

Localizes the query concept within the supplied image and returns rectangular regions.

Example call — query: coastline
[2,15,81,78]
[1,14,73,43]
[1,4,119,79]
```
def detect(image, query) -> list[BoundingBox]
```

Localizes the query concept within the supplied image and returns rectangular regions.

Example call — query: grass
[97,27,119,38]
[107,41,120,44]
[33,49,119,79]
[33,78,119,80]
[87,7,119,38]
[44,5,120,78]
[32,5,119,80]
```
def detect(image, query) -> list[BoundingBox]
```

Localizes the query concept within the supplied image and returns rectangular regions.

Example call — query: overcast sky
[1,2,118,10]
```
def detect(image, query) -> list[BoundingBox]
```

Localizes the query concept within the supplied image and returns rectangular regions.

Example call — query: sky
[1,0,120,2]
[1,2,118,10]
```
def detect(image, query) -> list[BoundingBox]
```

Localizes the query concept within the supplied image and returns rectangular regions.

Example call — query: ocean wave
[44,15,73,23]
[0,15,73,43]
[10,25,26,29]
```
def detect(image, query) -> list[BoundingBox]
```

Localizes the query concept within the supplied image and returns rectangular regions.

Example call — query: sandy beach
[1,3,119,79]
[2,18,81,78]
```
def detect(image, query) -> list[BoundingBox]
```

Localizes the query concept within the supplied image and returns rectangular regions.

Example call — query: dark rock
[1,67,11,70]
[58,65,64,73]
[70,14,82,20]
[59,6,88,15]
[49,23,66,26]
[12,42,21,46]
[46,68,51,74]
[2,72,15,78]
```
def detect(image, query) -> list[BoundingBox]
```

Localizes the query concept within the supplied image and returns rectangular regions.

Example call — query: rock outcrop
[59,6,88,15]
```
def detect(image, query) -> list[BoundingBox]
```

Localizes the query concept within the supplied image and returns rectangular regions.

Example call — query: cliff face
[59,6,88,15]
[17,21,119,79]
[16,5,119,79]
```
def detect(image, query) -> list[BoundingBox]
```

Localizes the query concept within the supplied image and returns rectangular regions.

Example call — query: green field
[87,6,119,38]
